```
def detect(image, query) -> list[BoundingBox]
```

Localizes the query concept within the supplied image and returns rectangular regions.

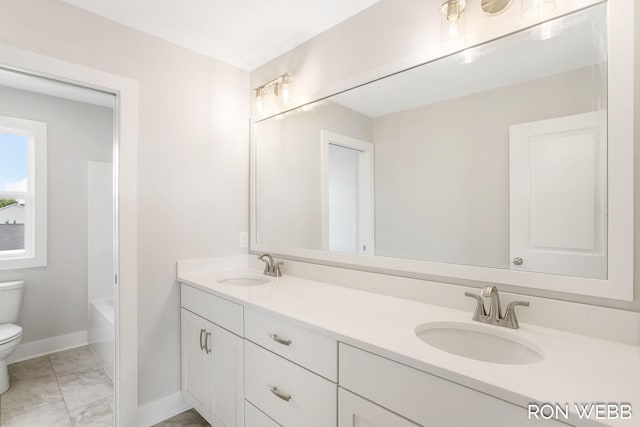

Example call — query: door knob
[512,257,523,266]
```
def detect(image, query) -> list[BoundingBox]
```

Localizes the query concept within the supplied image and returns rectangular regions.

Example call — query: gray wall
[256,101,372,249]
[0,0,250,405]
[0,85,113,343]
[373,67,594,268]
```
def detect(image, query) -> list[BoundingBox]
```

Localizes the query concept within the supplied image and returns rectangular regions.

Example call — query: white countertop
[177,258,640,427]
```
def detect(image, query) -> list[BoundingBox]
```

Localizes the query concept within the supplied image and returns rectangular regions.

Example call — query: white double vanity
[177,256,638,427]
[178,2,638,426]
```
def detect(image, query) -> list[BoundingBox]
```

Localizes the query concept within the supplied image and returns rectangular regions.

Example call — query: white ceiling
[60,0,381,71]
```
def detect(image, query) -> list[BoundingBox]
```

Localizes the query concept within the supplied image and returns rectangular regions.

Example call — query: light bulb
[449,20,458,40]
[532,0,543,19]
[256,92,263,113]
[440,0,466,49]
[281,82,290,106]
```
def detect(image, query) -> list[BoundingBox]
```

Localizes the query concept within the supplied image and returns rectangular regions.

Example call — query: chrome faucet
[464,285,529,329]
[258,253,283,277]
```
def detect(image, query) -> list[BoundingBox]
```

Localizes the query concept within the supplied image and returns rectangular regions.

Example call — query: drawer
[338,388,419,427]
[245,341,337,427]
[244,308,337,381]
[245,400,281,427]
[180,283,243,336]
[339,343,568,427]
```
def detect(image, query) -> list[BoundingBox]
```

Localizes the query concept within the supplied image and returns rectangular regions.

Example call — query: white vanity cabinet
[180,282,570,427]
[180,285,244,427]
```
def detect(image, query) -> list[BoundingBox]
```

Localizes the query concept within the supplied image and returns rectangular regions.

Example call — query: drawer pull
[269,385,291,402]
[204,331,212,354]
[199,329,205,351]
[270,334,292,346]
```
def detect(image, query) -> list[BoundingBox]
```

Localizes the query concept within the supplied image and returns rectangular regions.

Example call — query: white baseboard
[7,330,88,364]
[138,391,191,427]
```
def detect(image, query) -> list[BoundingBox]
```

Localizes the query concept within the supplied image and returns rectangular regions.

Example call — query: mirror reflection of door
[321,131,374,255]
[509,111,607,279]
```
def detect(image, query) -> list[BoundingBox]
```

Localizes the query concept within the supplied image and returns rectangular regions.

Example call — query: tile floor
[0,346,113,426]
[152,409,209,426]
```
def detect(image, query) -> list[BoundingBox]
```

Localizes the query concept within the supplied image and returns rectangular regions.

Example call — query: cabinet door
[181,308,214,422]
[210,323,244,427]
[339,388,418,427]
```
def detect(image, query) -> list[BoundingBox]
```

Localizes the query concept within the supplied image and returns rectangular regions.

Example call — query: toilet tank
[0,281,24,324]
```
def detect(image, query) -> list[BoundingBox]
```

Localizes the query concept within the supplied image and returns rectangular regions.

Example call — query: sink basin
[216,274,271,286]
[415,321,544,365]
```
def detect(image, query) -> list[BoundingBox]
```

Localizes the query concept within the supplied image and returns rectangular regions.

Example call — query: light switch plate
[239,232,249,248]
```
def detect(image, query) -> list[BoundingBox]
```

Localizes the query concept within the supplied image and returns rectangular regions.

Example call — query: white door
[338,388,419,427]
[211,323,244,427]
[509,111,607,278]
[181,308,214,422]
[329,144,360,253]
[321,131,374,255]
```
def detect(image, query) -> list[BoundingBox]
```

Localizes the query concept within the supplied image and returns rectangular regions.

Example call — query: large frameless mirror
[254,4,608,280]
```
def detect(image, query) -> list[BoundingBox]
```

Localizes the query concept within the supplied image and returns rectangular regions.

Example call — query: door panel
[212,324,244,427]
[181,308,213,421]
[509,111,607,278]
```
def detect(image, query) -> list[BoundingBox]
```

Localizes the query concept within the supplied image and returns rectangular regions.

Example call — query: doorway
[0,44,138,426]
[320,130,374,255]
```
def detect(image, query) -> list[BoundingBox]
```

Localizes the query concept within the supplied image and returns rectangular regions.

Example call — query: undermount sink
[415,321,544,365]
[216,274,271,286]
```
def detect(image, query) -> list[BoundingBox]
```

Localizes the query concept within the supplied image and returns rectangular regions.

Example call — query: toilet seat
[0,324,22,345]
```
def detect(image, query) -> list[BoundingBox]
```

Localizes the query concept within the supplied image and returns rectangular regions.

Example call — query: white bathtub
[88,298,114,381]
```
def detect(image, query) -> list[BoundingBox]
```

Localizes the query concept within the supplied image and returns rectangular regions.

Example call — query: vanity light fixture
[440,0,466,48]
[481,0,512,15]
[254,73,294,114]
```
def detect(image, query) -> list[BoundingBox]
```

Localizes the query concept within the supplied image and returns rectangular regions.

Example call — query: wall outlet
[239,232,249,248]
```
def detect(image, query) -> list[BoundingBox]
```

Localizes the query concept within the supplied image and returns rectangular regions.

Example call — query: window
[0,115,47,269]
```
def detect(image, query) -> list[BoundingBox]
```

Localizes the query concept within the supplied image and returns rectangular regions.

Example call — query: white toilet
[0,280,24,394]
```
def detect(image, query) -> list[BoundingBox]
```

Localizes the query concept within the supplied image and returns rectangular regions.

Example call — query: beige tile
[153,409,210,427]
[0,373,62,420]
[50,347,99,376]
[0,401,71,427]
[8,356,54,382]
[69,396,114,427]
[57,367,112,411]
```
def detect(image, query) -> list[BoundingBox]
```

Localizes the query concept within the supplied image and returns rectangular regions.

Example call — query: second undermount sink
[415,321,544,365]
[216,274,271,286]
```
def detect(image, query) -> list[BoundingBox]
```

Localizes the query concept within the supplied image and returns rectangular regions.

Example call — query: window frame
[0,115,47,270]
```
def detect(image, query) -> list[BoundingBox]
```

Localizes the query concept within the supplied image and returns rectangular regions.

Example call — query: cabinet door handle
[270,334,292,346]
[204,332,212,354]
[269,385,291,402]
[199,329,205,351]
